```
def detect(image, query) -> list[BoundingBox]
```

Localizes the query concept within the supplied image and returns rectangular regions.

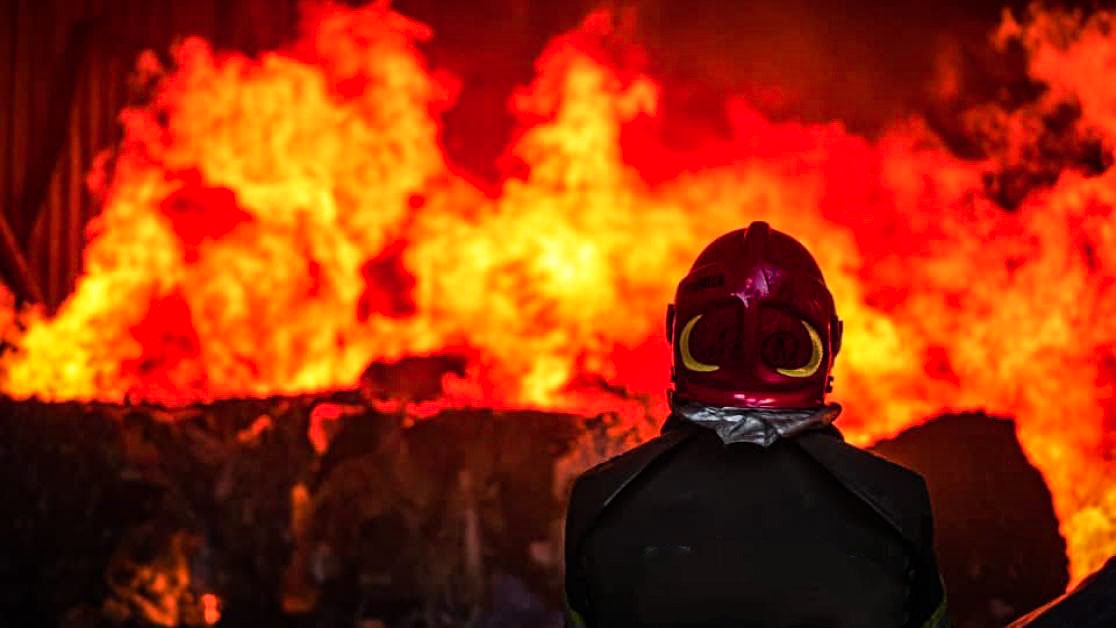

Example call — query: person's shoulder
[576,427,691,486]
[820,433,929,494]
[570,425,696,507]
[794,429,933,547]
[565,425,699,565]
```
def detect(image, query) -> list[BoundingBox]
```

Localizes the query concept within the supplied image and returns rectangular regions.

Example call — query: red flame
[1,2,1115,582]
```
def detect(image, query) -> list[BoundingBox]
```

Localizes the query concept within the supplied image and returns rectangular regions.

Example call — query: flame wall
[1,2,1114,583]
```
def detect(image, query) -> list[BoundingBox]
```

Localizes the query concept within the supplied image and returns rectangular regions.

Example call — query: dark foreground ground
[0,394,1071,627]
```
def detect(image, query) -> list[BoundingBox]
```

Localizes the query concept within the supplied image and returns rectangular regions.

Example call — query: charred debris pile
[0,396,1068,627]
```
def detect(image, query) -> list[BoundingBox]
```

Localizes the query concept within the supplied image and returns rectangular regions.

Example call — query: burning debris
[0,390,616,627]
[0,394,1073,627]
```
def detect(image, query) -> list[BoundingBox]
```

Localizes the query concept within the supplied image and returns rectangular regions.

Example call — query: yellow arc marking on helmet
[680,314,720,372]
[777,320,823,378]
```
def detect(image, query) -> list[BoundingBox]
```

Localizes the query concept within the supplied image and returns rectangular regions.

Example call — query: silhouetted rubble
[871,413,1069,628]
[1008,556,1116,627]
[0,399,1081,627]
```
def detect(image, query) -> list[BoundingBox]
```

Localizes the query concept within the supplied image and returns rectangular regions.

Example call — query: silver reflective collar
[672,400,842,447]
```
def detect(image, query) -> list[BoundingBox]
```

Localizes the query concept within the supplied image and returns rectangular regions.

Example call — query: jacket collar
[666,399,842,446]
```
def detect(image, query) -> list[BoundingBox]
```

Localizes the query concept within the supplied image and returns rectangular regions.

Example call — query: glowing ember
[1,2,1114,583]
[201,593,220,625]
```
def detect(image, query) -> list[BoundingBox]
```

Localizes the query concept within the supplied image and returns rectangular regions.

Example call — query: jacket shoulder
[570,426,696,514]
[566,426,698,559]
[793,430,933,550]
[564,425,698,624]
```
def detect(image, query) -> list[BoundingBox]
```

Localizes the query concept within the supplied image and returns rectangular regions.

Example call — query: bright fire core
[1,3,1114,584]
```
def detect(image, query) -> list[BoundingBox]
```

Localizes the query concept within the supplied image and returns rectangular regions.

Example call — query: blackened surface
[0,400,1074,627]
[0,401,141,626]
[1012,557,1116,627]
[871,413,1069,628]
[0,395,583,626]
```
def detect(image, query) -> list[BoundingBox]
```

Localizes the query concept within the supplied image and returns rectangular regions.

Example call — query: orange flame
[1,2,1115,582]
[201,593,220,625]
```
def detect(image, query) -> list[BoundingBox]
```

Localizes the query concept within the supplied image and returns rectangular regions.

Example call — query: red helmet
[667,222,842,409]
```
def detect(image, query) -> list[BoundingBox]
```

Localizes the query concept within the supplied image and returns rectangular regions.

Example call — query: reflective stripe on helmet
[679,314,719,372]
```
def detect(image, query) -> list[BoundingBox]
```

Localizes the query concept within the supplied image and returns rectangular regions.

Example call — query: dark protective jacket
[564,417,949,628]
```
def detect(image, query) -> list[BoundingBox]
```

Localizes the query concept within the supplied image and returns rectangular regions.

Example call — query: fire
[200,594,220,625]
[1,1,1115,583]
